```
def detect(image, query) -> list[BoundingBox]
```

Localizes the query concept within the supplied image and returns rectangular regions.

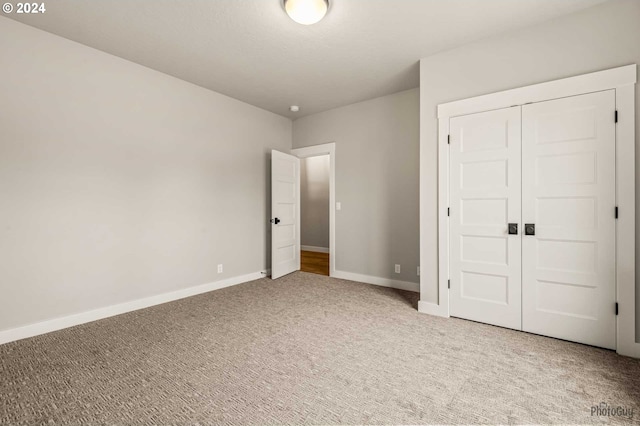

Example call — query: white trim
[296,157,301,272]
[0,271,266,345]
[615,84,640,358]
[438,64,637,118]
[435,117,451,318]
[333,270,419,293]
[418,300,448,317]
[301,245,330,253]
[428,64,638,357]
[291,143,336,277]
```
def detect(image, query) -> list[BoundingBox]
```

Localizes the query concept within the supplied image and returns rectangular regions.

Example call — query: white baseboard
[333,270,419,293]
[618,340,640,358]
[418,300,449,317]
[301,245,329,253]
[0,270,266,346]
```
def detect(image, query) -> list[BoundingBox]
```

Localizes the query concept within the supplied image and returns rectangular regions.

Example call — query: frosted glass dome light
[284,0,329,25]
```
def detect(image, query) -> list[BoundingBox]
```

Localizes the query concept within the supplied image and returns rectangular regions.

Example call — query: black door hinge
[447,135,450,144]
[615,302,619,315]
[448,279,450,289]
[615,110,618,123]
[447,207,450,216]
[615,206,619,219]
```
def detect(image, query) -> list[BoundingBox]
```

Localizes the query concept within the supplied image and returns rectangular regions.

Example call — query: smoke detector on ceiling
[290,105,300,112]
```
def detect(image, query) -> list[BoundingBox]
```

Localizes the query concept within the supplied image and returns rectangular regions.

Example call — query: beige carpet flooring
[1,271,640,425]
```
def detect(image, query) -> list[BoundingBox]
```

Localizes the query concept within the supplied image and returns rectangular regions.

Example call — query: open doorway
[300,155,330,275]
[290,142,336,278]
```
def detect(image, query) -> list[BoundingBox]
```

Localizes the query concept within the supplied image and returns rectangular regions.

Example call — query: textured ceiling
[7,0,608,118]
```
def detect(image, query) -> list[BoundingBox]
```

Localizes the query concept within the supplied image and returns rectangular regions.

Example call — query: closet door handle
[525,224,535,236]
[508,223,518,235]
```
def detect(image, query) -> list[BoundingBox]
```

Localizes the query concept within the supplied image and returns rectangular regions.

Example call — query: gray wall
[301,156,330,249]
[293,89,420,284]
[0,18,291,331]
[418,0,640,337]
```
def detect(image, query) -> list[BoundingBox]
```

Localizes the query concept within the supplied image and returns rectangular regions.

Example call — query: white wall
[0,17,291,332]
[418,0,640,338]
[300,156,330,249]
[293,89,420,284]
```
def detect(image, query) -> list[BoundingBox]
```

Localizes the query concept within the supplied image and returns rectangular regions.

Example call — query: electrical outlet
[417,266,420,276]
[395,264,401,274]
[217,264,223,273]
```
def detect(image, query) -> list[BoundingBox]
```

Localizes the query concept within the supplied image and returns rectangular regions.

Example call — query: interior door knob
[508,223,518,235]
[525,223,535,235]
[270,218,281,224]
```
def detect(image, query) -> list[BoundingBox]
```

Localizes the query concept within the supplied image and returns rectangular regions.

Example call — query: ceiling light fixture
[284,0,329,25]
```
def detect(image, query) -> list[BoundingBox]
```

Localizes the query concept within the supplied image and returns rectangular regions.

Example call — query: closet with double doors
[448,89,617,349]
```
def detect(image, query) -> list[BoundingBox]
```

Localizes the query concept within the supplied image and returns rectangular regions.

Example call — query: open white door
[271,150,300,279]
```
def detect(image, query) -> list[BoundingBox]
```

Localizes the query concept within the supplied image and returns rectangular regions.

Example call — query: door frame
[290,142,336,277]
[419,64,638,358]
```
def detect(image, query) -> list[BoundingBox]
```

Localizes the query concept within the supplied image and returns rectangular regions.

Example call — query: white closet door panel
[449,106,522,330]
[522,90,616,349]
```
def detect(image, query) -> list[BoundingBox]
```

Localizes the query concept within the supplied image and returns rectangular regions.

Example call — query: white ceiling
[8,0,608,118]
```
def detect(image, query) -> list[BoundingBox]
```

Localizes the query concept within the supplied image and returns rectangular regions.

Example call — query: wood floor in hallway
[300,250,329,276]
